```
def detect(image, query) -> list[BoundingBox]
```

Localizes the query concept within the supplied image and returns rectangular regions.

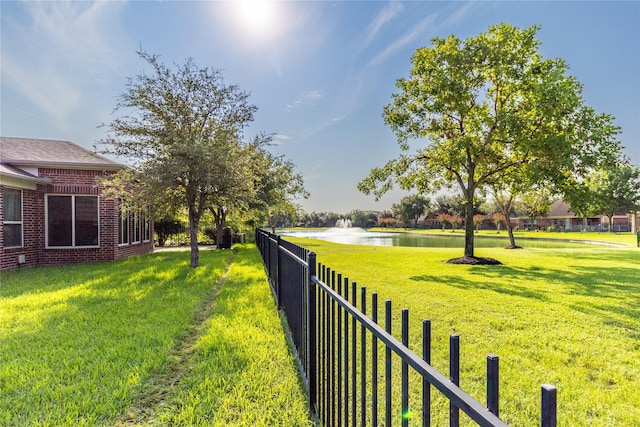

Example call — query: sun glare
[235,0,278,37]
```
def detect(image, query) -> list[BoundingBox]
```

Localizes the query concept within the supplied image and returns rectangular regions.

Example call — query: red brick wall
[1,168,153,270]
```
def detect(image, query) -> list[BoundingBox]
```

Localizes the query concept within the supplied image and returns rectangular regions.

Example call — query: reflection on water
[277,228,589,248]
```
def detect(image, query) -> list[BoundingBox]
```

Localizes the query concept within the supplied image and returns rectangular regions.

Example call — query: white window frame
[132,209,141,244]
[118,200,129,246]
[3,187,24,248]
[143,208,151,242]
[45,194,100,249]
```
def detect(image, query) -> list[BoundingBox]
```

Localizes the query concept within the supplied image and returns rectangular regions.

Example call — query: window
[46,195,99,247]
[132,209,141,243]
[143,209,151,242]
[118,200,129,245]
[3,188,23,248]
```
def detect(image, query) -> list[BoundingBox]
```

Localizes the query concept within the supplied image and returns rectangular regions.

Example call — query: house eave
[5,160,124,171]
[0,172,52,184]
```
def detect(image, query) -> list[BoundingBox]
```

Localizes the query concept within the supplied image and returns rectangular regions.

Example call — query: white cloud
[363,1,404,49]
[284,90,324,111]
[365,2,478,69]
[271,133,290,146]
[439,1,477,30]
[368,14,436,68]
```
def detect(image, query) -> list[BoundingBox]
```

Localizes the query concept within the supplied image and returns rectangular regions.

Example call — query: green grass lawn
[286,236,640,426]
[0,246,311,426]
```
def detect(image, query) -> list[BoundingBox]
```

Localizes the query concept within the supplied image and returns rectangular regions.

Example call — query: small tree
[378,217,397,228]
[437,213,450,231]
[473,214,485,232]
[490,187,520,248]
[449,215,462,231]
[491,212,506,233]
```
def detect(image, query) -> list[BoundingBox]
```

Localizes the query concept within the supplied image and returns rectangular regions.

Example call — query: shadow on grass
[0,250,233,425]
[409,265,549,301]
[410,261,640,335]
[0,252,193,298]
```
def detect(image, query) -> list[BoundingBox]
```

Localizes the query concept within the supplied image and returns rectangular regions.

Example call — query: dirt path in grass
[114,250,236,426]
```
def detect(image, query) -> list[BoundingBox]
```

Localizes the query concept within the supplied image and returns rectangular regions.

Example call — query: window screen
[47,195,99,247]
[3,188,23,247]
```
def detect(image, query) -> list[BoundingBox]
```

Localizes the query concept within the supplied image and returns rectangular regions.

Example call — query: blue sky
[2,1,638,213]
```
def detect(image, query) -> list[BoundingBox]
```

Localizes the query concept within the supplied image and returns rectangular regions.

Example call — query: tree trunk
[506,216,517,248]
[188,207,200,268]
[212,207,227,246]
[464,197,475,258]
[500,201,518,248]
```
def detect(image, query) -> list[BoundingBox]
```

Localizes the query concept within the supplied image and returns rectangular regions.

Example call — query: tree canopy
[99,51,258,267]
[568,165,640,231]
[247,137,308,233]
[392,194,430,227]
[358,23,624,263]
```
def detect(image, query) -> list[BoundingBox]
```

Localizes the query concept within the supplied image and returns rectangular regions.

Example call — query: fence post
[307,252,317,415]
[385,300,392,427]
[372,293,379,427]
[275,235,281,308]
[402,309,409,427]
[450,334,460,427]
[541,384,557,427]
[423,319,431,427]
[487,354,499,417]
[361,286,367,427]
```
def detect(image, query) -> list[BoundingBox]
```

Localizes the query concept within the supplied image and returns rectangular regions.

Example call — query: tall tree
[392,194,431,227]
[99,51,256,267]
[358,23,623,264]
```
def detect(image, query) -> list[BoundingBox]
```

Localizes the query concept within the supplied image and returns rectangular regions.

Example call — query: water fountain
[335,218,352,228]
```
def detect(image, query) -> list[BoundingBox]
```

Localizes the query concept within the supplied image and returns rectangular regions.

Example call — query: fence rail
[256,228,557,426]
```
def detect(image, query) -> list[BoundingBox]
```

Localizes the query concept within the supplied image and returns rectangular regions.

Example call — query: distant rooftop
[0,137,122,169]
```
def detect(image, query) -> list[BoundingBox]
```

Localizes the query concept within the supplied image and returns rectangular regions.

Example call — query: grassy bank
[0,246,311,426]
[368,227,638,246]
[287,236,640,425]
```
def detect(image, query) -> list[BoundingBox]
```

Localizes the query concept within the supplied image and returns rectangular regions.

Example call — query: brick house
[1,137,153,270]
[511,199,637,232]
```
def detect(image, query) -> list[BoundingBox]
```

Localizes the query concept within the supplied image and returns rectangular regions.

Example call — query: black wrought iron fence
[256,228,557,427]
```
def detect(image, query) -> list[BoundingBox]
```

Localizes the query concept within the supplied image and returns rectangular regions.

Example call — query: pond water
[277,228,591,249]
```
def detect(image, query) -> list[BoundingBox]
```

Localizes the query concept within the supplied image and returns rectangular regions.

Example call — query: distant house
[512,200,635,232]
[1,137,153,270]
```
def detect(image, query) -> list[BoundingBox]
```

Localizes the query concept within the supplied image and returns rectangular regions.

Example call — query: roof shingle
[0,137,122,169]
